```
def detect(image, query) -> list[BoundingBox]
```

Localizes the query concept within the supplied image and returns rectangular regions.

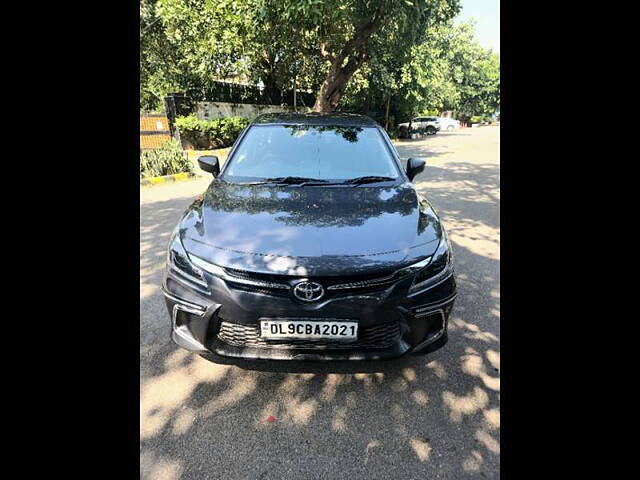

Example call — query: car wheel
[426,126,436,135]
[447,125,454,131]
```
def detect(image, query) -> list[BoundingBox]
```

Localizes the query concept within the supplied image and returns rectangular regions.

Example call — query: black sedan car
[162,113,456,363]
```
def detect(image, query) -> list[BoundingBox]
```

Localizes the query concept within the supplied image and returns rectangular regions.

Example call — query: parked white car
[437,117,460,131]
[397,116,440,137]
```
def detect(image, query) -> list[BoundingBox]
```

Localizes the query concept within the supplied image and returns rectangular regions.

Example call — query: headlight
[407,233,453,293]
[166,231,209,291]
[188,253,226,278]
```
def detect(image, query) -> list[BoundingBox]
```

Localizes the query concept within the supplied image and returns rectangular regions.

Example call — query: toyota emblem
[293,281,325,302]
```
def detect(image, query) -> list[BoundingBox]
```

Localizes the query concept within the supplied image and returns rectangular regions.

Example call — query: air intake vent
[217,321,400,350]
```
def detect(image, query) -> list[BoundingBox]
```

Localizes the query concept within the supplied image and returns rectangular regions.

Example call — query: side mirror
[198,155,220,177]
[406,157,426,181]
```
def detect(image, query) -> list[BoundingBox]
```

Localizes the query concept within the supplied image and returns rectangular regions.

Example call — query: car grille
[223,267,406,296]
[217,321,401,350]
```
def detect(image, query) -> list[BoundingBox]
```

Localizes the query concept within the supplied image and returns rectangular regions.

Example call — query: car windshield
[221,124,400,183]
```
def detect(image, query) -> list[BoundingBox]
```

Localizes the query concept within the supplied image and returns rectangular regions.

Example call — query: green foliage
[146,0,460,111]
[339,19,499,127]
[140,0,183,111]
[457,49,500,120]
[140,1,498,121]
[175,115,250,149]
[140,139,192,178]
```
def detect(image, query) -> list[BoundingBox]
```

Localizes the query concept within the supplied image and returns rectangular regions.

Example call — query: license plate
[260,319,358,341]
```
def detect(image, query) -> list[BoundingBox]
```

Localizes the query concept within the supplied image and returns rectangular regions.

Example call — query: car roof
[251,112,379,127]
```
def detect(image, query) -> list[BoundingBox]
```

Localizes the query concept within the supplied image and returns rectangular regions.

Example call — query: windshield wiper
[238,176,395,186]
[343,176,397,185]
[267,176,326,184]
[237,176,326,186]
[255,176,332,186]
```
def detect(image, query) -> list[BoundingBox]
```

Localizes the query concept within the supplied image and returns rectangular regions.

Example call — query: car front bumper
[162,268,456,363]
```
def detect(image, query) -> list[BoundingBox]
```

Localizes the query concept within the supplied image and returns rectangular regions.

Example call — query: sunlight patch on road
[140,453,183,480]
[463,450,483,472]
[442,386,489,422]
[332,406,348,431]
[201,369,258,416]
[172,408,196,436]
[353,372,385,393]
[320,374,343,402]
[475,429,500,454]
[460,350,500,392]
[402,367,417,382]
[140,351,230,439]
[452,319,500,343]
[283,396,319,425]
[364,440,381,465]
[412,389,429,405]
[446,219,499,261]
[426,360,448,379]
[410,437,432,462]
[262,374,321,426]
[486,349,500,370]
[483,407,500,431]
[140,282,159,300]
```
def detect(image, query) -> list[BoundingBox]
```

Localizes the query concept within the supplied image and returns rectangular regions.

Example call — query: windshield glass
[221,125,400,183]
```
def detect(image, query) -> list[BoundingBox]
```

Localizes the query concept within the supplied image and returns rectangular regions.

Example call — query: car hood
[179,181,443,276]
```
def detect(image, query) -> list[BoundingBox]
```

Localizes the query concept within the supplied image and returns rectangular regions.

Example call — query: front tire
[426,126,436,135]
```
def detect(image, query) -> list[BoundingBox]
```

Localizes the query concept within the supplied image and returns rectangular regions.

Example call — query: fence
[163,82,316,140]
[140,114,172,149]
[184,81,316,108]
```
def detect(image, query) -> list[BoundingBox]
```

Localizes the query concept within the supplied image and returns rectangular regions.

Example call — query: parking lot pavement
[140,126,500,479]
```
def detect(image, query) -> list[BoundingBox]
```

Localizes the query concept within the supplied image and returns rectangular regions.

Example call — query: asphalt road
[140,126,500,480]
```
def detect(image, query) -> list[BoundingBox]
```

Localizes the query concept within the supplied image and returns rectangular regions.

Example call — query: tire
[447,125,454,131]
[426,126,436,135]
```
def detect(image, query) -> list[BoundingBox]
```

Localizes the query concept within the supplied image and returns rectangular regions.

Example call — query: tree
[155,0,249,84]
[456,47,500,120]
[141,1,501,120]
[337,19,465,126]
[338,19,500,127]
[140,0,180,110]
[248,0,460,112]
[140,0,222,110]
[153,0,318,105]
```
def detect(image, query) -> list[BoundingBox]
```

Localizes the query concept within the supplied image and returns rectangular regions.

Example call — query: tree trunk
[313,67,353,112]
[260,50,279,104]
[312,10,384,113]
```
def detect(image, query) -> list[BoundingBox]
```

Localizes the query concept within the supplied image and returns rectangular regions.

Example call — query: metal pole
[384,94,391,131]
[293,64,297,112]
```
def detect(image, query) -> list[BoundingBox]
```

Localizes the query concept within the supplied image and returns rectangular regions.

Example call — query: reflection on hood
[179,181,442,276]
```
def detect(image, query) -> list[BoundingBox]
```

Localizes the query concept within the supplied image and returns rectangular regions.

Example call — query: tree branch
[338,7,385,63]
[319,42,334,62]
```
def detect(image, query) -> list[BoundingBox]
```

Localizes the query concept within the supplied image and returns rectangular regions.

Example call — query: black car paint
[179,181,442,276]
[163,113,456,363]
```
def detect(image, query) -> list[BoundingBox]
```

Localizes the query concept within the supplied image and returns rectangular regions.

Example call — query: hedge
[140,139,193,179]
[175,115,250,149]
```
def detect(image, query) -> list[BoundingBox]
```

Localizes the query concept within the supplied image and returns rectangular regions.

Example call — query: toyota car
[162,113,456,363]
